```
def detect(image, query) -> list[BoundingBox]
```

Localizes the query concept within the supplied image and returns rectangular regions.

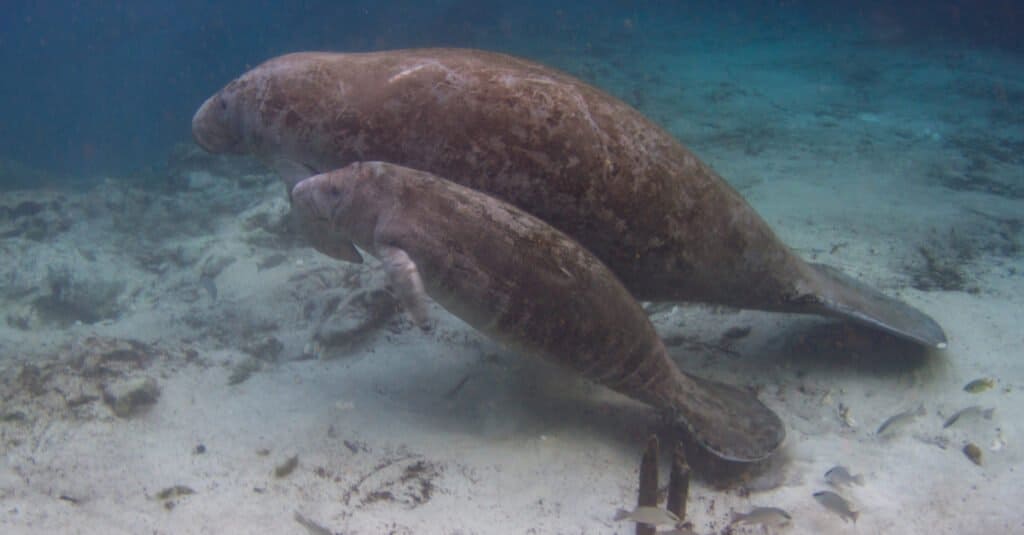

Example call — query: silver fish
[293,511,332,535]
[963,378,995,394]
[614,506,680,527]
[825,465,864,487]
[876,404,926,436]
[730,506,792,528]
[943,406,995,429]
[814,490,859,523]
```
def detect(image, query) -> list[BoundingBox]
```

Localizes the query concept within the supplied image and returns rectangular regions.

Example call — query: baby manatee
[290,162,785,462]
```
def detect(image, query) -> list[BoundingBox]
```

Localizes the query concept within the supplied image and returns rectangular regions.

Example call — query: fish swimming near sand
[730,506,792,528]
[963,378,995,394]
[876,405,926,436]
[943,406,995,429]
[963,443,983,465]
[813,490,859,523]
[825,465,864,488]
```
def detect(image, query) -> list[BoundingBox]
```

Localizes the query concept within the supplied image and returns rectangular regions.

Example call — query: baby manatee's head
[290,172,341,226]
[191,81,247,154]
[290,167,366,264]
[291,163,384,224]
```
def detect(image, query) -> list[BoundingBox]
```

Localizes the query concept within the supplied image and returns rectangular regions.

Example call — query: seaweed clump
[909,228,978,293]
[25,265,125,326]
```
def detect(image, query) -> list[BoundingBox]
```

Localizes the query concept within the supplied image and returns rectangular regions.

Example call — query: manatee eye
[328,186,341,197]
[219,99,227,110]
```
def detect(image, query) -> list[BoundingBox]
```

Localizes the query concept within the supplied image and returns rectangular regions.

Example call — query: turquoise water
[1,2,1020,179]
[0,2,1021,534]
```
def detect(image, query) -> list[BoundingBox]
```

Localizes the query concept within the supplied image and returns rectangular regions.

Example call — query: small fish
[876,405,926,436]
[274,454,299,478]
[963,443,983,465]
[614,506,680,527]
[813,490,858,523]
[155,485,195,501]
[963,378,995,394]
[294,511,332,535]
[730,506,792,528]
[825,465,864,487]
[943,406,995,428]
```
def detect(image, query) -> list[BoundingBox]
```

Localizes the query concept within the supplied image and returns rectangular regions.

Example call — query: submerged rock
[314,288,400,356]
[103,376,160,417]
[243,336,284,362]
[32,264,125,326]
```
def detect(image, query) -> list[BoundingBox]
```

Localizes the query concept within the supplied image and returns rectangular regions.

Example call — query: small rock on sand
[103,376,160,417]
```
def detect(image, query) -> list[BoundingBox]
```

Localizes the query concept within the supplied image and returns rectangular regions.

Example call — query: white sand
[2,22,1022,535]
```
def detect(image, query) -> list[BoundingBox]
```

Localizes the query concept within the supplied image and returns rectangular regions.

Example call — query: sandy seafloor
[1,21,1022,535]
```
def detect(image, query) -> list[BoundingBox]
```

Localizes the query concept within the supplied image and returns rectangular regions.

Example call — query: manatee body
[291,161,785,462]
[192,48,946,348]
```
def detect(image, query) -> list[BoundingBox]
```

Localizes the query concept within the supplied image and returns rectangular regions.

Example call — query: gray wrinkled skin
[292,162,785,462]
[192,48,945,347]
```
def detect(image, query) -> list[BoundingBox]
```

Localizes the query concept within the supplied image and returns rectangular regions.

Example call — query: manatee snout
[191,93,244,154]
[290,175,324,220]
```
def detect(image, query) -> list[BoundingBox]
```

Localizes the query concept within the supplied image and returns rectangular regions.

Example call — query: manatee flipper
[378,245,432,331]
[806,263,947,349]
[297,216,364,263]
[670,372,785,462]
[311,233,364,263]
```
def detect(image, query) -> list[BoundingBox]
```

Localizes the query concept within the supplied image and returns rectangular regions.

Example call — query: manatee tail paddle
[670,372,786,463]
[804,263,948,349]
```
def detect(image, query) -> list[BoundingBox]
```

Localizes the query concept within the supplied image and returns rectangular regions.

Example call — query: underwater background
[1,1,1022,534]
[1,1,1021,180]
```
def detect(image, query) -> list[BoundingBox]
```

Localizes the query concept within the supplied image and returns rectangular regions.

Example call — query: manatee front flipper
[671,373,785,463]
[806,263,947,349]
[378,246,432,332]
[302,224,365,263]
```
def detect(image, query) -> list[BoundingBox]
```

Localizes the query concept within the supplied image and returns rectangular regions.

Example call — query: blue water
[1,3,1022,533]
[0,1,1020,181]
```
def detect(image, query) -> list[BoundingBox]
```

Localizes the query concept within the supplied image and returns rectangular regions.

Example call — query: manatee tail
[670,372,785,463]
[803,263,947,349]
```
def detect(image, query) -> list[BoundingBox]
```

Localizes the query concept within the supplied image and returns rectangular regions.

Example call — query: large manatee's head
[191,79,250,154]
[192,54,348,189]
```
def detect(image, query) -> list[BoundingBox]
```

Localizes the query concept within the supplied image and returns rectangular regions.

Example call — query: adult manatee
[192,48,946,348]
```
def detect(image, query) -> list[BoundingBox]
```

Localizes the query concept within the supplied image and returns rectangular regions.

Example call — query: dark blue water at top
[0,1,1020,183]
